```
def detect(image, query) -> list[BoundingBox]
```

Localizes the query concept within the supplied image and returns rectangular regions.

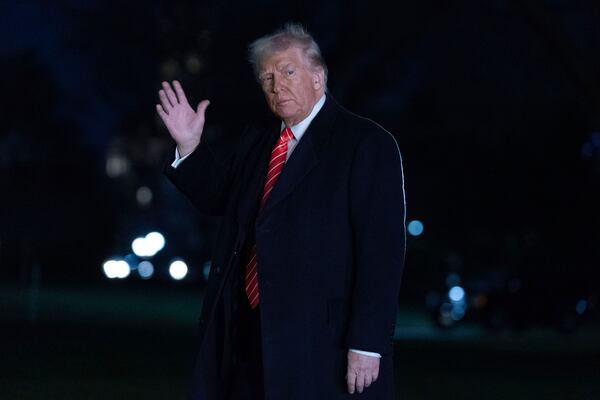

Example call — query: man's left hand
[346,350,380,394]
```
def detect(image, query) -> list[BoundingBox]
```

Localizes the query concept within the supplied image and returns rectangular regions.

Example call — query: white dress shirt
[171,94,381,359]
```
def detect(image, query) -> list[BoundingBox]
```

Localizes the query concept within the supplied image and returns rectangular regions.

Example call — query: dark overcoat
[165,95,406,400]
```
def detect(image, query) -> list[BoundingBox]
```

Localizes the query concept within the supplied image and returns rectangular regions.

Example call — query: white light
[106,154,130,178]
[103,260,119,279]
[131,232,166,257]
[136,186,153,206]
[146,232,165,253]
[169,260,188,280]
[132,237,150,257]
[102,259,130,279]
[138,261,154,279]
[449,286,465,302]
[116,260,131,278]
[407,220,424,236]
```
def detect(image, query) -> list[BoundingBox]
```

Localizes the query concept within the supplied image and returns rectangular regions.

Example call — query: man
[157,23,406,400]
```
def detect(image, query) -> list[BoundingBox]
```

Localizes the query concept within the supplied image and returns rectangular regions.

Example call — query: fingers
[159,89,173,112]
[355,371,366,393]
[196,99,211,118]
[346,371,356,395]
[161,81,179,107]
[346,351,380,394]
[364,373,372,388]
[156,104,168,121]
[172,80,189,105]
[348,370,376,394]
[347,371,367,394]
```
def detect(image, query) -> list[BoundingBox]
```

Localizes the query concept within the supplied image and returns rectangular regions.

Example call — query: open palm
[156,80,210,156]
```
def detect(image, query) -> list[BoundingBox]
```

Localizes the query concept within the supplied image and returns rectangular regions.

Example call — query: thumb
[197,99,210,117]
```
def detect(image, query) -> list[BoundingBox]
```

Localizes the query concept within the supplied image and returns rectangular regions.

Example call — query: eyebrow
[259,62,298,79]
[278,63,295,70]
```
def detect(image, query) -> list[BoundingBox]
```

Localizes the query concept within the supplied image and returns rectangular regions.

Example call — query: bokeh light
[169,260,188,280]
[449,286,465,302]
[407,220,424,236]
[136,186,153,206]
[138,261,155,279]
[102,259,131,279]
[131,232,166,257]
[576,299,588,315]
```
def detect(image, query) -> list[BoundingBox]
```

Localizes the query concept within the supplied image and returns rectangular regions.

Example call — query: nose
[271,75,281,94]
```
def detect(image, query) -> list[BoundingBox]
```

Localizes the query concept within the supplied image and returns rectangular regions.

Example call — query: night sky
[1,0,599,307]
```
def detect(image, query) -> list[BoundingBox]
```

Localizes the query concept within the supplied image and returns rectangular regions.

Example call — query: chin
[275,109,296,121]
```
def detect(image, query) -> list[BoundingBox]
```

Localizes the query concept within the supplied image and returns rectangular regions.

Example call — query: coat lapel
[235,120,280,230]
[258,95,338,219]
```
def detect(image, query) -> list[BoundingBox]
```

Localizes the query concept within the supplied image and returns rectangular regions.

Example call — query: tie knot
[281,127,294,142]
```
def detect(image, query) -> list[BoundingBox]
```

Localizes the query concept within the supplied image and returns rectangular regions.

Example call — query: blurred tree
[0,53,116,283]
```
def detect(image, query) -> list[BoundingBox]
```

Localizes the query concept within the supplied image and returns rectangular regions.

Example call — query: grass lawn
[1,285,599,399]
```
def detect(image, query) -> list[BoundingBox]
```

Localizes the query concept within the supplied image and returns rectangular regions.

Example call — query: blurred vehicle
[425,269,598,333]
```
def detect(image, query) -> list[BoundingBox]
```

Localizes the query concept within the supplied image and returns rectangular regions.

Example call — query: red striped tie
[245,127,295,309]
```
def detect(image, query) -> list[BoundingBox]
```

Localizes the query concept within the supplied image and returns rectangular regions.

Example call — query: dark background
[1,0,599,399]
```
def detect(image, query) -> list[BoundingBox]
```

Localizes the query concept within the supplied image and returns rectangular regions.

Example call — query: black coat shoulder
[327,97,401,154]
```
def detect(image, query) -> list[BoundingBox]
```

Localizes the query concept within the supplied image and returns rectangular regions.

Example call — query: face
[258,46,325,126]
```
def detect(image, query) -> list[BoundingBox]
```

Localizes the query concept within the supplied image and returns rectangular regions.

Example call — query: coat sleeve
[163,129,245,216]
[345,127,406,356]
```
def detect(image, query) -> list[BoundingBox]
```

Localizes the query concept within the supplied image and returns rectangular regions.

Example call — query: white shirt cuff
[171,147,192,168]
[349,349,381,358]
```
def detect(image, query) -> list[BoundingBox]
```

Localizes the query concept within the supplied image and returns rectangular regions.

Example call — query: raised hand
[156,80,210,157]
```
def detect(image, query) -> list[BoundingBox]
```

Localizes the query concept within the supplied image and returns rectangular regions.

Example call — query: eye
[286,69,295,76]
[260,75,273,85]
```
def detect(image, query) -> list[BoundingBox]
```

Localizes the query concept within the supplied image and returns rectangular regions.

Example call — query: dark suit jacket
[165,95,406,400]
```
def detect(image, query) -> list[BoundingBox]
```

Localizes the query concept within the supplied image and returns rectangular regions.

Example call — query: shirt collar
[280,94,326,140]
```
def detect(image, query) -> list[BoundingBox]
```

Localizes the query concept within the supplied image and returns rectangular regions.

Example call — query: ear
[312,68,325,90]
